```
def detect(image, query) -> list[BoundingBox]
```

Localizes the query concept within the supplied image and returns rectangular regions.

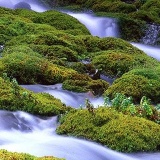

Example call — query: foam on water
[131,43,160,60]
[21,84,104,108]
[67,12,119,38]
[0,110,141,160]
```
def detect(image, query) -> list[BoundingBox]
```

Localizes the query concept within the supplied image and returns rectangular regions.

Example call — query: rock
[14,2,31,10]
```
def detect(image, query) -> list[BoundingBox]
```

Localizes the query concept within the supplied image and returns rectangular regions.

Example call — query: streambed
[0,1,160,160]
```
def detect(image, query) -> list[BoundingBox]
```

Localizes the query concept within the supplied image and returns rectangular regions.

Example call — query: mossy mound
[105,68,160,103]
[57,107,160,152]
[92,50,135,77]
[92,1,137,14]
[0,76,68,115]
[5,32,86,55]
[62,78,109,95]
[91,48,159,77]
[0,7,90,45]
[0,52,76,84]
[81,36,145,54]
[3,44,78,62]
[29,45,78,62]
[14,9,90,35]
[0,149,64,160]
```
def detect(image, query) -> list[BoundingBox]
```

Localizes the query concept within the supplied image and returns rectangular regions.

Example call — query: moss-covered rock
[57,107,160,152]
[29,45,78,62]
[105,69,160,103]
[93,1,137,13]
[5,32,87,55]
[63,78,109,95]
[92,50,135,77]
[0,149,64,160]
[0,76,68,115]
[14,9,90,35]
[91,47,159,77]
[0,52,76,84]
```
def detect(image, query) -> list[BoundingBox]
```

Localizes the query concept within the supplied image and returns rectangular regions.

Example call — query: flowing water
[67,12,160,61]
[0,110,158,160]
[67,12,119,38]
[0,0,47,12]
[21,84,104,108]
[0,1,160,160]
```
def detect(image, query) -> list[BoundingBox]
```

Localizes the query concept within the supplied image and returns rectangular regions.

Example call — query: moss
[5,32,87,55]
[62,78,109,95]
[57,107,160,152]
[93,1,137,14]
[118,16,146,42]
[14,9,90,35]
[79,36,146,55]
[92,50,135,77]
[91,48,159,77]
[0,149,64,160]
[0,76,68,115]
[0,52,76,84]
[105,73,160,103]
[66,62,88,73]
[29,44,78,62]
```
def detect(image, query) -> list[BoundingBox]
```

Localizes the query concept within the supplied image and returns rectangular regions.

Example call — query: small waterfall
[67,12,119,38]
[21,84,104,108]
[141,23,160,45]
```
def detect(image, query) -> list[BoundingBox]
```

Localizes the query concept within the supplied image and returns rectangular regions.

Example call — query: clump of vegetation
[62,78,109,95]
[14,9,90,35]
[0,74,68,115]
[0,51,76,84]
[91,48,159,77]
[105,67,160,103]
[104,93,160,123]
[0,149,64,160]
[57,107,160,152]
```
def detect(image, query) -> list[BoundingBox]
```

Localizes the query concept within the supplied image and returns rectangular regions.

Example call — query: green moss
[0,52,76,84]
[57,107,160,152]
[29,44,78,62]
[118,16,146,41]
[91,47,159,77]
[0,76,68,115]
[92,50,135,77]
[105,72,160,103]
[14,9,90,35]
[63,78,109,95]
[5,32,87,55]
[93,1,137,13]
[0,149,64,160]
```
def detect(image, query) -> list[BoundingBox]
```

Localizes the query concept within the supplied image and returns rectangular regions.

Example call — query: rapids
[0,1,160,160]
[0,110,158,160]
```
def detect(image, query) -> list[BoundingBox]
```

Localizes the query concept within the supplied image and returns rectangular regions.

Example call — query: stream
[0,0,160,160]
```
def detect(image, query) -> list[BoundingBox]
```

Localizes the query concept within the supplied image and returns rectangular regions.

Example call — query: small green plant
[104,96,110,107]
[104,93,159,123]
[140,96,153,116]
[11,78,20,97]
[85,98,94,114]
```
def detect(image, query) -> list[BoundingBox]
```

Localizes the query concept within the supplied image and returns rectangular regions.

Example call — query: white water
[0,0,47,12]
[21,84,104,108]
[0,110,156,160]
[67,12,119,38]
[131,43,160,60]
[0,1,160,160]
[68,13,160,61]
